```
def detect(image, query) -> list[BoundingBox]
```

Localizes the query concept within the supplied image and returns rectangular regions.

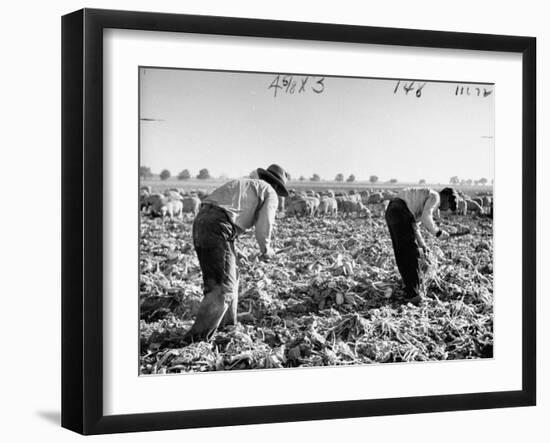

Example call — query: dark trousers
[185,204,240,341]
[385,198,421,298]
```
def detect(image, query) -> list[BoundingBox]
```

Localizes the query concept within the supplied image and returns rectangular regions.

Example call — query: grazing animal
[365,192,386,216]
[317,197,338,216]
[145,193,165,214]
[465,199,484,215]
[303,196,320,216]
[163,199,183,218]
[367,192,384,204]
[140,189,151,211]
[335,196,347,212]
[148,194,183,218]
[164,189,183,201]
[347,193,362,204]
[286,197,310,217]
[182,196,201,215]
[342,200,370,217]
[457,198,468,215]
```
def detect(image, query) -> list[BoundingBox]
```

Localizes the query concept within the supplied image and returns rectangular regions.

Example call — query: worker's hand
[261,248,276,260]
[418,243,430,260]
[416,237,428,254]
[438,230,450,241]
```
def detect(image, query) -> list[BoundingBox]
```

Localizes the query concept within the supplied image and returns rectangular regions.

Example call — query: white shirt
[204,179,278,253]
[396,188,441,236]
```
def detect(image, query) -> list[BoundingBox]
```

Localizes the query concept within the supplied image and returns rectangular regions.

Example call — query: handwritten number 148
[394,81,426,98]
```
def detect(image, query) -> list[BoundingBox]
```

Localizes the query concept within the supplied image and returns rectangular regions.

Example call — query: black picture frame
[62,8,536,435]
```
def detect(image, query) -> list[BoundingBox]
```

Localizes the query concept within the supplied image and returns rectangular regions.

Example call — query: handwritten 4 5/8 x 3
[268,75,325,98]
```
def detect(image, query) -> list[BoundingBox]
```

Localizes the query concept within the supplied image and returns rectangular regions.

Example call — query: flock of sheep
[454,192,493,216]
[285,189,367,217]
[139,185,493,219]
[281,188,492,218]
[140,186,203,218]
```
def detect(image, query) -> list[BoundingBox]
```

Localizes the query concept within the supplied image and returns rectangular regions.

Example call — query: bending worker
[385,187,457,300]
[184,164,289,341]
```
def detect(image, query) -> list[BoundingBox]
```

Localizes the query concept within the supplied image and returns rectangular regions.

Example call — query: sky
[139,67,494,184]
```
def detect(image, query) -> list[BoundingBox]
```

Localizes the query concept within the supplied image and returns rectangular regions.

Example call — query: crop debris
[139,213,493,374]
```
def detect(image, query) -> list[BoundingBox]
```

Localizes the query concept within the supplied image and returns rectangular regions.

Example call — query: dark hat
[257,164,289,197]
[439,187,458,212]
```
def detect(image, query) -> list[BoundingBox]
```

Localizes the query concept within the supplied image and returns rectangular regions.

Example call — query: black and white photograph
[138,67,494,374]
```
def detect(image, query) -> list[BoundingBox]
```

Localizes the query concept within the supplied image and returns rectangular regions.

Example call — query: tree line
[290,174,389,184]
[139,166,211,180]
[140,166,492,186]
[449,176,492,186]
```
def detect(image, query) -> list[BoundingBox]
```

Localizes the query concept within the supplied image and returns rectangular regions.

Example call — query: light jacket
[204,178,278,253]
[396,188,441,236]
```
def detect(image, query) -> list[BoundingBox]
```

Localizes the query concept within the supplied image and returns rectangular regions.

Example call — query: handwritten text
[268,75,326,98]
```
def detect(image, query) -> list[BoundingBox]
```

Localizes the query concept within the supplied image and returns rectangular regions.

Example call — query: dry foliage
[139,212,493,374]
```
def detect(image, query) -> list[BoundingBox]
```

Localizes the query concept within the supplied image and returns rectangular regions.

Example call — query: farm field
[139,199,493,374]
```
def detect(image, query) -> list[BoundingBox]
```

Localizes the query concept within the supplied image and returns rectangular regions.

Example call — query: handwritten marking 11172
[268,75,325,98]
[455,85,493,97]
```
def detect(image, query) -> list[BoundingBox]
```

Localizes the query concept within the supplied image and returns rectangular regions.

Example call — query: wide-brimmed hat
[257,164,289,197]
